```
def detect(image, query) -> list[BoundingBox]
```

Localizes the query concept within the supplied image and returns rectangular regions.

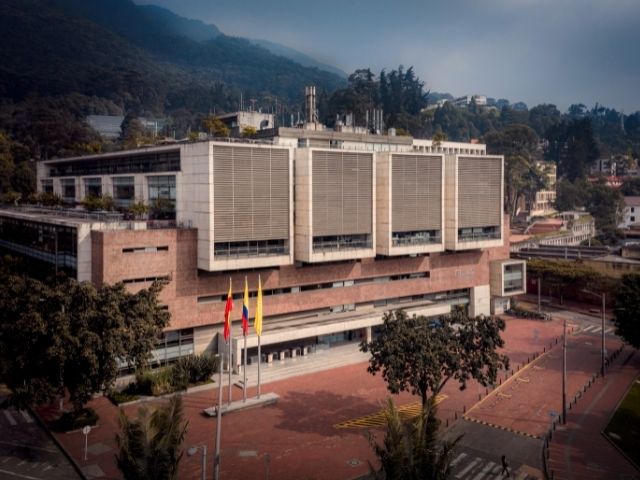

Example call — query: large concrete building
[0,125,524,371]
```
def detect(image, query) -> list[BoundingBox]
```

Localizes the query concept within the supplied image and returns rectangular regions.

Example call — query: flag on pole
[254,275,263,336]
[223,279,233,342]
[242,277,249,336]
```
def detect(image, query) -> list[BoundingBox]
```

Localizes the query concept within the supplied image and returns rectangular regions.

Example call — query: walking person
[501,455,510,478]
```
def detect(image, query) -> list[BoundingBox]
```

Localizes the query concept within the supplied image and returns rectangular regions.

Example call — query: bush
[172,354,217,384]
[108,390,140,405]
[53,407,99,432]
[125,354,218,400]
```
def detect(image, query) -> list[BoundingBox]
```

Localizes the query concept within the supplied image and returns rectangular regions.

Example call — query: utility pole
[562,319,567,424]
[602,292,606,377]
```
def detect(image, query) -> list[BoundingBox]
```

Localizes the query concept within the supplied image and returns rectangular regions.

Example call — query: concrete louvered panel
[213,145,289,242]
[391,154,442,232]
[312,150,373,236]
[458,156,502,228]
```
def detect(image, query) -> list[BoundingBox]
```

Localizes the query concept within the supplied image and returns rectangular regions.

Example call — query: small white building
[620,197,640,229]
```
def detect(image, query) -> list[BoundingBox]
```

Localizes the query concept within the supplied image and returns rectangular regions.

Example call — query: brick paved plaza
[37,312,638,480]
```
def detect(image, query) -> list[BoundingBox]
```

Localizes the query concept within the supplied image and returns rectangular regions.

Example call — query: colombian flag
[223,279,233,342]
[242,277,250,336]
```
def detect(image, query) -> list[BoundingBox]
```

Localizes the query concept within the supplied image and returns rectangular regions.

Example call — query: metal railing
[457,231,501,242]
[312,239,372,253]
[392,235,441,247]
[214,243,288,259]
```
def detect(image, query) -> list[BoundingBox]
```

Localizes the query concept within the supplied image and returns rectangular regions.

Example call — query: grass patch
[604,380,640,467]
[52,407,99,432]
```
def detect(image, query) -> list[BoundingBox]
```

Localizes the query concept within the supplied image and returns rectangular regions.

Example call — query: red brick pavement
[547,349,640,480]
[37,315,567,480]
[466,331,624,438]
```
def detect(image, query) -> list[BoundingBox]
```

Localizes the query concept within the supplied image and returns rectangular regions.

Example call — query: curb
[462,415,541,440]
[30,406,89,480]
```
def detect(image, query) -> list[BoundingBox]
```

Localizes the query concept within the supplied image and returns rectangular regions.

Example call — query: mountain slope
[0,0,344,111]
[138,4,221,42]
[250,38,346,78]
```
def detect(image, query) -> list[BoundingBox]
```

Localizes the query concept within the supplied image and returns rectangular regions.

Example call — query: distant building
[515,211,595,249]
[216,111,275,136]
[85,115,167,139]
[619,196,640,229]
[526,161,557,218]
[86,115,124,139]
[452,95,487,108]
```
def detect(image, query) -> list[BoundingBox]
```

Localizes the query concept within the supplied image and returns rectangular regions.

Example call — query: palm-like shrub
[116,396,188,480]
[370,398,461,480]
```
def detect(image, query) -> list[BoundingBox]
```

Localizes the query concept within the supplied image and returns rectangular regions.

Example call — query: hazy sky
[135,0,640,112]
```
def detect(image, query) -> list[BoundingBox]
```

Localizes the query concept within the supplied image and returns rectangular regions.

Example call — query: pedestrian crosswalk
[579,324,616,335]
[449,453,539,480]
[0,407,34,428]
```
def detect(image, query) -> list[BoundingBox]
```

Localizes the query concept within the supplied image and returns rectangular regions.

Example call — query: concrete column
[365,327,372,343]
[469,284,491,317]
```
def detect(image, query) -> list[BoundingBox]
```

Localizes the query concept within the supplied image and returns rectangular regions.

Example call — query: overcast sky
[135,0,640,112]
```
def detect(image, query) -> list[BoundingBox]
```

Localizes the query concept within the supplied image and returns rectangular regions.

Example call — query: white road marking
[456,457,481,478]
[0,467,43,479]
[605,328,614,334]
[19,410,33,424]
[3,411,17,426]
[582,325,596,332]
[471,461,496,480]
[593,326,602,333]
[451,453,468,467]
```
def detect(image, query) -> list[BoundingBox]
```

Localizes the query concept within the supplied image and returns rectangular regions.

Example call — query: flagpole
[257,335,261,399]
[243,332,247,402]
[214,353,223,480]
[228,332,233,405]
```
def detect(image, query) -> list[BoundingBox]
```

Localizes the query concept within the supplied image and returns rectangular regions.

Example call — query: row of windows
[49,151,180,177]
[457,226,501,242]
[196,271,429,304]
[122,275,170,285]
[0,217,77,258]
[122,246,169,253]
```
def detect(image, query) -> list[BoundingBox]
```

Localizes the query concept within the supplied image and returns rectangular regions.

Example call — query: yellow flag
[254,275,263,336]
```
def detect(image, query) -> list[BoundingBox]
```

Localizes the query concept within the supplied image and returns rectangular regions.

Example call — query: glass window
[60,178,76,203]
[84,178,102,197]
[112,176,135,208]
[148,175,176,220]
[41,179,53,193]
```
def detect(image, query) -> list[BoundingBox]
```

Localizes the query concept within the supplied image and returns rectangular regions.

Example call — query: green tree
[526,258,610,304]
[116,396,188,480]
[484,125,543,219]
[0,263,170,411]
[11,161,36,195]
[361,310,509,406]
[612,274,640,348]
[121,113,147,148]
[370,398,460,480]
[546,119,599,181]
[202,116,230,137]
[241,126,257,137]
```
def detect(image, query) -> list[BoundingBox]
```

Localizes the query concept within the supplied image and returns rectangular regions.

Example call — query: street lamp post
[538,275,542,314]
[187,445,207,480]
[562,319,567,424]
[601,292,606,377]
